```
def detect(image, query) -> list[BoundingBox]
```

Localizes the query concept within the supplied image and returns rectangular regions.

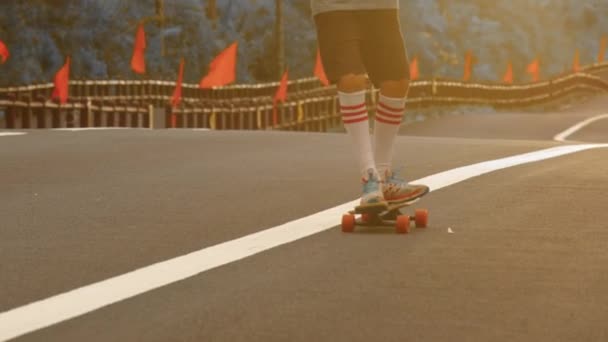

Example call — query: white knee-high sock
[339,90,376,179]
[374,93,406,178]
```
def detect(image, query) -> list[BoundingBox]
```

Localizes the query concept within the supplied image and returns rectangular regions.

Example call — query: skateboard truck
[341,190,430,234]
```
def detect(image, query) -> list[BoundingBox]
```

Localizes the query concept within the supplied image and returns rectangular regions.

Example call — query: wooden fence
[1,62,607,131]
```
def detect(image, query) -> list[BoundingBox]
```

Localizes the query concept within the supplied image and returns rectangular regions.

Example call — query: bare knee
[380,78,409,98]
[337,74,368,93]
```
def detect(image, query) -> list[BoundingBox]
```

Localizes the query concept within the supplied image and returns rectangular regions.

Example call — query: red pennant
[0,40,9,64]
[52,57,70,104]
[526,58,540,82]
[573,50,581,72]
[171,58,185,107]
[199,42,238,88]
[409,57,419,81]
[599,36,607,63]
[503,61,513,84]
[314,48,329,86]
[273,70,289,126]
[130,23,146,74]
[274,70,289,103]
[463,51,474,81]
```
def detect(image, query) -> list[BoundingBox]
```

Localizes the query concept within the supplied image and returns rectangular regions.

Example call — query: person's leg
[375,79,409,177]
[357,9,409,178]
[314,11,385,209]
[335,74,375,180]
[359,9,428,203]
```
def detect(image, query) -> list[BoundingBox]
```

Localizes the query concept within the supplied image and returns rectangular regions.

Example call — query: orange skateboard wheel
[341,214,356,233]
[414,209,428,228]
[395,215,410,234]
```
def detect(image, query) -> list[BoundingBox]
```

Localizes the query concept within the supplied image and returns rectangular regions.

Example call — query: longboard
[342,185,430,234]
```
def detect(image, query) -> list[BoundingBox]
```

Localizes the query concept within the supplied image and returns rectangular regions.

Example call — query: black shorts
[314,9,409,87]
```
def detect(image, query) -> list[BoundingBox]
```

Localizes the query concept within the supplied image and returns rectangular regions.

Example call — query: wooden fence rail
[1,62,608,131]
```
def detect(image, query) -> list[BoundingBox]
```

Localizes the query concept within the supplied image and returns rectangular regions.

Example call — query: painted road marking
[52,128,148,131]
[553,113,608,142]
[1,143,607,341]
[53,128,210,132]
[0,132,26,137]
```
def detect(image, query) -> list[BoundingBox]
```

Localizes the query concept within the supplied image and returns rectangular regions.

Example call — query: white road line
[553,113,608,142]
[52,128,148,131]
[0,132,26,137]
[412,144,606,191]
[1,143,607,341]
[53,128,210,132]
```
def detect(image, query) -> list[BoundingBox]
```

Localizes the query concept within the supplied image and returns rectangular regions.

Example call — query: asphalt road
[400,95,608,141]
[1,95,608,342]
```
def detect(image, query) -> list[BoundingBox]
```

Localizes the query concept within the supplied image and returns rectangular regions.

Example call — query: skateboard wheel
[395,215,410,234]
[341,214,356,233]
[414,209,428,228]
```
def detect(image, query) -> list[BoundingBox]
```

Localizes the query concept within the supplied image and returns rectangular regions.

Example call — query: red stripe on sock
[375,116,401,125]
[343,116,368,124]
[378,102,404,112]
[340,103,366,110]
[376,109,403,119]
[341,109,368,117]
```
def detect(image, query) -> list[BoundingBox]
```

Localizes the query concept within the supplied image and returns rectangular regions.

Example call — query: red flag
[273,70,289,126]
[171,58,185,107]
[573,50,581,72]
[526,58,540,82]
[503,61,513,84]
[314,48,329,86]
[274,70,288,102]
[0,40,9,64]
[463,51,473,81]
[599,36,607,63]
[52,57,70,104]
[409,57,419,81]
[130,23,146,74]
[199,41,238,88]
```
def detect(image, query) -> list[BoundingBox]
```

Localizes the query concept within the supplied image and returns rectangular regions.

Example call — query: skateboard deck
[342,185,430,234]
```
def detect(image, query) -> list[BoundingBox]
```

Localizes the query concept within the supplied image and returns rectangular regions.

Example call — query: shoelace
[386,165,407,184]
[362,170,381,194]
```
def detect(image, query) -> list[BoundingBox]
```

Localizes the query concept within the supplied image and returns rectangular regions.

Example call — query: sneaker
[355,169,388,212]
[382,169,429,204]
